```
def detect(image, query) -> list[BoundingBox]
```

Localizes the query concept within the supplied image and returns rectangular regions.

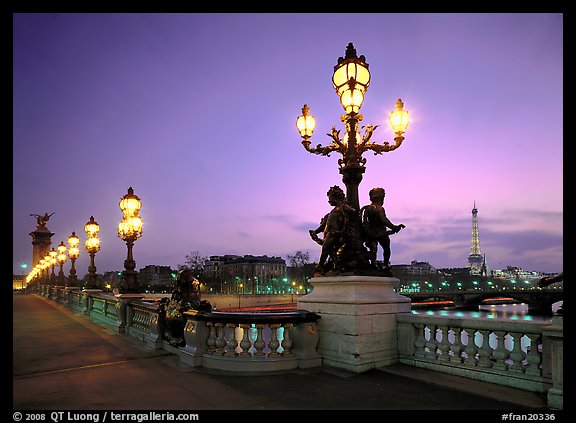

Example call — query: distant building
[137,265,177,292]
[491,266,549,281]
[13,274,26,290]
[204,255,241,281]
[392,260,438,277]
[215,255,287,294]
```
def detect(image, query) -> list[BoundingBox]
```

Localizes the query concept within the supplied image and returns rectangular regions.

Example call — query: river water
[411,301,563,322]
[409,301,563,354]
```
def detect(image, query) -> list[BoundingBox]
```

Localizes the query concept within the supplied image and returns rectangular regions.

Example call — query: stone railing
[67,288,87,314]
[89,293,121,328]
[171,310,322,371]
[32,284,561,408]
[397,312,563,408]
[35,286,322,372]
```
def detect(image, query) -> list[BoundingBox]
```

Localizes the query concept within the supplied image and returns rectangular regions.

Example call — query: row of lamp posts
[26,42,410,290]
[25,187,143,294]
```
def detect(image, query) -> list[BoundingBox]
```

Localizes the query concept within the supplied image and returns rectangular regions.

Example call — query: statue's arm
[378,208,396,229]
[379,208,404,232]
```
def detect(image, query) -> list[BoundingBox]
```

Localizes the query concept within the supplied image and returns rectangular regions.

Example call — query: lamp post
[84,216,101,289]
[117,187,143,294]
[49,248,58,285]
[39,258,46,285]
[37,266,43,286]
[56,241,67,286]
[67,231,80,287]
[42,255,50,285]
[296,42,410,212]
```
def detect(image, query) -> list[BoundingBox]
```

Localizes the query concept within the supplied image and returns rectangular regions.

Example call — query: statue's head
[327,186,346,205]
[369,187,385,202]
[176,268,200,291]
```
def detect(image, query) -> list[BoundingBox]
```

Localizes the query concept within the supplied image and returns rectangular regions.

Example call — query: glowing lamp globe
[332,43,370,114]
[84,216,100,237]
[389,99,410,135]
[296,104,316,138]
[120,187,142,217]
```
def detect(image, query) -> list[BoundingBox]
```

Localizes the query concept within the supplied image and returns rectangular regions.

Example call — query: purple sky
[12,13,563,278]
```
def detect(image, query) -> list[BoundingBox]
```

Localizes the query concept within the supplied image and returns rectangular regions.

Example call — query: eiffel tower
[467,202,487,275]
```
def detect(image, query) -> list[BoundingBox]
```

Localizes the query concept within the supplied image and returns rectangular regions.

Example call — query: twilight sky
[12,13,563,277]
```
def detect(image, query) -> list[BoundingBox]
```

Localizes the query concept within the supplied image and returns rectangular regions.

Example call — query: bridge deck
[12,293,547,411]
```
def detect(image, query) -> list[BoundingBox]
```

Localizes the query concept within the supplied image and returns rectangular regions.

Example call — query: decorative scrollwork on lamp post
[296,42,410,212]
[117,187,143,294]
[84,216,101,289]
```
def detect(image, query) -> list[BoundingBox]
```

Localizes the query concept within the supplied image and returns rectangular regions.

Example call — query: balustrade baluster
[463,328,478,366]
[214,323,226,355]
[268,324,281,356]
[413,323,426,358]
[477,329,493,368]
[437,325,450,362]
[491,330,509,371]
[508,332,526,374]
[206,322,217,352]
[253,324,266,356]
[239,324,252,356]
[425,325,438,359]
[281,323,294,355]
[524,333,542,376]
[449,327,463,363]
[225,323,238,356]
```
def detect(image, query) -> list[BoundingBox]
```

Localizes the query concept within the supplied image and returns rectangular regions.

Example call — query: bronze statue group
[310,186,405,276]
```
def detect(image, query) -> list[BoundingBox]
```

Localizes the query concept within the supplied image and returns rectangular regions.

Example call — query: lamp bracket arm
[302,137,340,157]
[358,124,379,151]
[366,135,404,155]
[328,126,346,150]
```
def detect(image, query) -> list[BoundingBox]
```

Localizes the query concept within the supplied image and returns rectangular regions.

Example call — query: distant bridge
[401,290,563,315]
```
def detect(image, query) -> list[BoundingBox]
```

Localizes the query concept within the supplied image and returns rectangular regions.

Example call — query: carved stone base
[297,275,411,373]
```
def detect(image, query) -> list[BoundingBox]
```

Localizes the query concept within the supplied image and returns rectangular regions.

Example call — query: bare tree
[287,251,315,293]
[287,250,310,269]
[184,251,207,279]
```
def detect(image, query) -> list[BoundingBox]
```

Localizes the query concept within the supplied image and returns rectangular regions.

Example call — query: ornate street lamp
[56,241,67,286]
[49,248,58,284]
[39,258,47,284]
[67,231,80,287]
[84,216,101,289]
[296,42,410,212]
[117,187,143,294]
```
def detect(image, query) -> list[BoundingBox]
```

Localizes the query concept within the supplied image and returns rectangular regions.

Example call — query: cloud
[260,214,319,233]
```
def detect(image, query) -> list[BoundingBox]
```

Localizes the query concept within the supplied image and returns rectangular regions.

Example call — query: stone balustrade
[175,310,322,371]
[35,285,322,372]
[32,284,562,409]
[397,312,563,408]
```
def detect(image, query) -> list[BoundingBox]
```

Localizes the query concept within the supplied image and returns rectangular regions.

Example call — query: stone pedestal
[29,228,54,267]
[543,315,563,410]
[297,275,411,373]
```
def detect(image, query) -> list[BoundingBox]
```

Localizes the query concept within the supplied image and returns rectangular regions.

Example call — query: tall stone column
[297,275,411,373]
[30,228,54,267]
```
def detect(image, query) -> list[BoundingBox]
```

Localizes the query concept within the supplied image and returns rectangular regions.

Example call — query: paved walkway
[13,294,548,412]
